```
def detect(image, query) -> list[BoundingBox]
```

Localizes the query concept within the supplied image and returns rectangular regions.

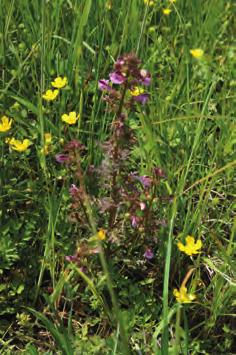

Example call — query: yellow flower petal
[195,239,202,249]
[177,242,185,252]
[97,229,106,240]
[42,89,59,101]
[177,235,202,256]
[129,86,144,97]
[163,8,171,15]
[190,48,204,59]
[0,116,12,132]
[51,76,68,89]
[61,112,79,125]
[8,138,32,152]
[174,286,196,303]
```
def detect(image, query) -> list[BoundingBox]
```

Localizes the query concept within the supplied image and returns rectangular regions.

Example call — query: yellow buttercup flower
[129,86,144,97]
[163,8,172,15]
[42,89,59,101]
[44,133,52,144]
[97,229,106,240]
[0,116,13,132]
[51,76,68,89]
[7,138,31,152]
[173,286,196,303]
[169,0,177,3]
[177,236,202,256]
[61,112,80,125]
[190,48,204,59]
[144,0,154,6]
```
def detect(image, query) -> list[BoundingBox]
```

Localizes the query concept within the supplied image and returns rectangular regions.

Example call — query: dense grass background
[0,0,235,353]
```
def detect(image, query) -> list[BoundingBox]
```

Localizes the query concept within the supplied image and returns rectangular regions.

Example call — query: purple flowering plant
[59,54,170,273]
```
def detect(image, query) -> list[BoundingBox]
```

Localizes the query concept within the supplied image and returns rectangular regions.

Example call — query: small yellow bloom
[61,112,80,125]
[173,286,196,303]
[42,89,59,101]
[51,76,68,89]
[169,0,177,3]
[44,133,52,144]
[0,116,13,132]
[144,0,154,6]
[7,138,32,152]
[129,86,144,97]
[97,229,106,241]
[190,48,204,59]
[177,236,202,256]
[163,8,172,15]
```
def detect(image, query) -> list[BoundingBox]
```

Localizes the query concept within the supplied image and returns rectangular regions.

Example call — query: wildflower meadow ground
[0,0,235,354]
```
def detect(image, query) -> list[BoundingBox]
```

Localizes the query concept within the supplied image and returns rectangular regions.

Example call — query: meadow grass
[0,0,235,354]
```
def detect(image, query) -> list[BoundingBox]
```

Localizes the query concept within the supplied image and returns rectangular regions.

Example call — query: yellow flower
[42,89,59,101]
[177,236,202,256]
[51,76,68,89]
[129,86,144,97]
[169,0,177,3]
[97,229,106,241]
[44,133,52,144]
[163,8,172,15]
[61,111,80,125]
[0,116,13,132]
[173,286,196,303]
[7,138,31,152]
[190,48,204,59]
[144,0,154,6]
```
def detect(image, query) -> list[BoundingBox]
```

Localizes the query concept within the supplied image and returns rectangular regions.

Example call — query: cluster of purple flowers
[98,53,151,106]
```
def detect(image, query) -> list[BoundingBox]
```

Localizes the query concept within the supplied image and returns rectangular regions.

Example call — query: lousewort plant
[58,54,169,353]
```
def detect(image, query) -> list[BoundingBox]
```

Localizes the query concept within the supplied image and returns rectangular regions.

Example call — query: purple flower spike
[109,71,126,84]
[55,153,70,163]
[144,248,154,260]
[133,93,149,105]
[69,184,79,197]
[98,79,112,91]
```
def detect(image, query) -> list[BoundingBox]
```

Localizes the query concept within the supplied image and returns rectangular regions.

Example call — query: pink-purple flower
[109,71,126,84]
[55,153,70,163]
[144,248,154,260]
[133,93,149,105]
[98,79,112,91]
[131,215,139,228]
[138,175,152,188]
[139,69,151,86]
[69,184,79,197]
